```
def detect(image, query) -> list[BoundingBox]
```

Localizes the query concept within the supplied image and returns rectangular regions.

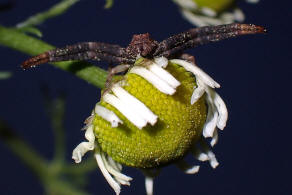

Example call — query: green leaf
[0,71,12,79]
[104,0,114,9]
[17,26,43,37]
[0,25,107,89]
[16,0,80,28]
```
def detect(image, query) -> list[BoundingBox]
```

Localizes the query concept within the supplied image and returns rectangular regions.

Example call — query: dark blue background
[0,0,291,194]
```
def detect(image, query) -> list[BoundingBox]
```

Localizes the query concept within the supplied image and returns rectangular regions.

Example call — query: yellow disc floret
[93,62,207,168]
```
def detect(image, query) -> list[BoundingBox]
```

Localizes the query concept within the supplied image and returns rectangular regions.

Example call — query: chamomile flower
[72,57,228,195]
[173,0,259,27]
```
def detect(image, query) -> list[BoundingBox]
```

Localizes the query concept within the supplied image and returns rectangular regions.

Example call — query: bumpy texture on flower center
[194,0,235,12]
[93,62,207,168]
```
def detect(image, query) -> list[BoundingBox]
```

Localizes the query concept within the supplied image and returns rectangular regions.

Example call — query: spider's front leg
[21,42,135,69]
[102,64,131,96]
[177,53,196,64]
[154,23,266,58]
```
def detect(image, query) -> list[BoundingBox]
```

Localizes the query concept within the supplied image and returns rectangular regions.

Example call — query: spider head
[126,33,158,59]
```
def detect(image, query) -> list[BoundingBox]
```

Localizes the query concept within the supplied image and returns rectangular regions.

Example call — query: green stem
[0,120,48,182]
[50,97,66,163]
[47,180,89,195]
[0,25,107,89]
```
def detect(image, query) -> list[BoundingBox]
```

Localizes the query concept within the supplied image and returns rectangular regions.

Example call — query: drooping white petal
[145,176,154,195]
[200,140,219,169]
[111,85,158,126]
[215,95,228,130]
[114,178,130,186]
[107,156,123,171]
[205,87,228,130]
[95,150,121,195]
[207,150,219,168]
[170,59,220,88]
[148,63,181,89]
[103,93,147,129]
[84,125,95,144]
[203,95,219,138]
[129,66,176,95]
[192,147,209,162]
[154,56,168,68]
[191,78,206,104]
[176,159,200,174]
[72,125,95,163]
[95,105,123,127]
[210,128,219,147]
[101,152,133,183]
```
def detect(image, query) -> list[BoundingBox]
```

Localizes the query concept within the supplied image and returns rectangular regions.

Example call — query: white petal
[191,78,206,104]
[215,95,228,130]
[201,7,216,17]
[107,156,123,171]
[154,56,168,68]
[192,147,209,161]
[220,12,236,24]
[115,178,130,186]
[176,159,200,174]
[207,150,219,168]
[205,87,228,130]
[95,105,123,127]
[203,95,219,138]
[210,128,219,147]
[103,93,147,129]
[145,176,154,195]
[233,8,245,22]
[200,140,219,169]
[95,150,121,195]
[129,66,176,95]
[101,152,132,183]
[181,9,208,27]
[148,63,181,89]
[111,85,158,126]
[85,125,95,144]
[72,126,95,163]
[170,59,220,88]
[181,9,224,26]
[72,142,93,163]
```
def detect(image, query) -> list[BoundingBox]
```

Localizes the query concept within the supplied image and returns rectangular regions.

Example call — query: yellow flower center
[93,62,207,168]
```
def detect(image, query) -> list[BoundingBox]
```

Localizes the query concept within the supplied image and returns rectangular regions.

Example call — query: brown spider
[22,23,266,88]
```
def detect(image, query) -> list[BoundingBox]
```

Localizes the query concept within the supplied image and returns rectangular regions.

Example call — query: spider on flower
[22,23,265,195]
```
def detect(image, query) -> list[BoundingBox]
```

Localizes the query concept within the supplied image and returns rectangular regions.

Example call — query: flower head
[174,0,260,27]
[72,57,228,194]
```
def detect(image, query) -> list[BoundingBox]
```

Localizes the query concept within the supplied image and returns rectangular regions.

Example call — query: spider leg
[21,42,135,69]
[102,64,131,96]
[179,53,196,64]
[154,23,266,56]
